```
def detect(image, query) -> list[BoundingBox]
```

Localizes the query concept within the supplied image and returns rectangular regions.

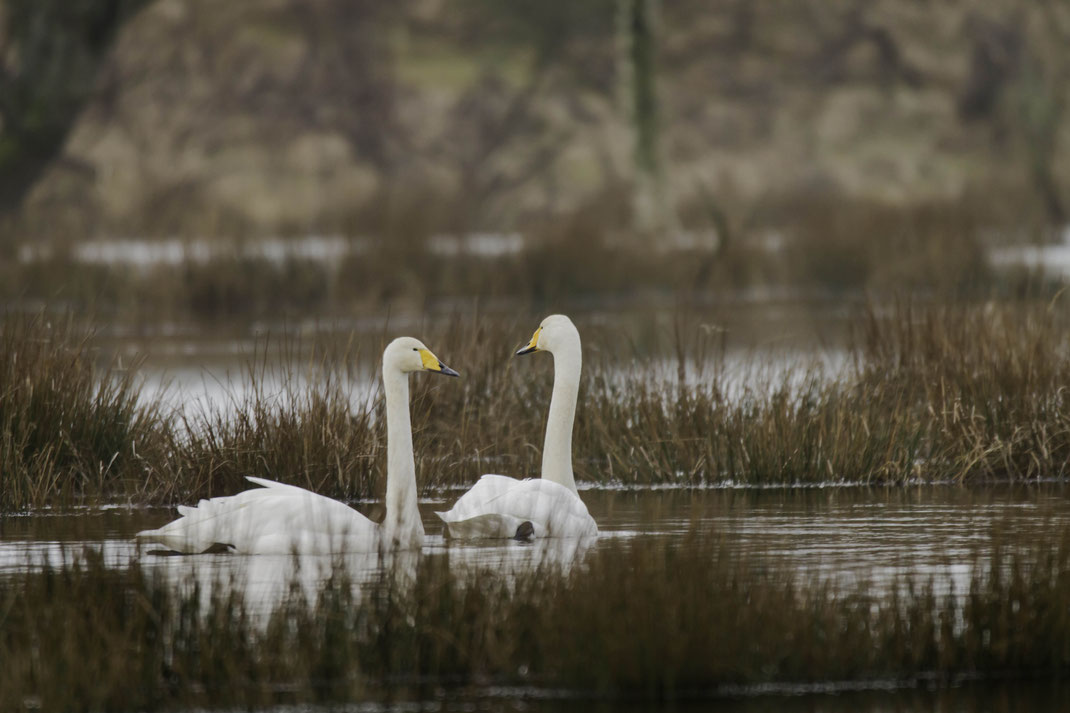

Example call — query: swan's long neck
[542,335,581,494]
[381,365,423,548]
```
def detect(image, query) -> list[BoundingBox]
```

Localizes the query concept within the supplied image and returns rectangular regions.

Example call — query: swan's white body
[439,475,597,539]
[136,477,384,554]
[136,338,457,555]
[436,315,598,539]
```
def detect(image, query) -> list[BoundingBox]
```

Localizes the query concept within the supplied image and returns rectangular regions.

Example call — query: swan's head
[515,314,578,356]
[384,337,459,377]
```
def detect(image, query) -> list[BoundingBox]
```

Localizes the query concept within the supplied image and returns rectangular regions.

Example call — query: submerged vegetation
[3,527,1070,709]
[4,298,1070,510]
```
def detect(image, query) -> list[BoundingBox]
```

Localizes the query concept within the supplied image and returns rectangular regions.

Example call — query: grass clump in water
[412,300,1070,488]
[0,313,169,509]
[167,345,383,503]
[563,300,1070,486]
[854,301,1070,482]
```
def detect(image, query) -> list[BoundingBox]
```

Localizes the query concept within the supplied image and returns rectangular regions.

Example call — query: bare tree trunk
[1020,7,1068,228]
[617,0,673,237]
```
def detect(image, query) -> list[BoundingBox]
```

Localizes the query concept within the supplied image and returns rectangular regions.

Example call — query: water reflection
[0,505,596,613]
[582,484,1069,596]
[137,532,593,613]
[143,549,421,614]
[186,680,1068,712]
[435,534,596,579]
[4,485,1067,602]
[134,537,592,612]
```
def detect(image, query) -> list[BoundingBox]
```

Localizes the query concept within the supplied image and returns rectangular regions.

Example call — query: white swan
[136,338,458,555]
[436,315,598,539]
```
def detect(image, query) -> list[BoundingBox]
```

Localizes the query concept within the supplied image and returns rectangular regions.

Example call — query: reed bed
[3,527,1070,710]
[166,347,381,504]
[4,299,1070,510]
[0,313,171,509]
[388,299,1070,489]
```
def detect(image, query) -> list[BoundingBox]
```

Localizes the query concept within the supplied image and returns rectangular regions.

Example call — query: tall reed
[0,313,169,509]
[6,299,1070,509]
[165,339,382,502]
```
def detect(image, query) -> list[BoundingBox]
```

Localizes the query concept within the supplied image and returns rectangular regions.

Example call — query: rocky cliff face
[18,0,1069,238]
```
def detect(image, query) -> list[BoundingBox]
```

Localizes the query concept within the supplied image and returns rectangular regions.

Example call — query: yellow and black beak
[419,348,460,377]
[515,326,541,356]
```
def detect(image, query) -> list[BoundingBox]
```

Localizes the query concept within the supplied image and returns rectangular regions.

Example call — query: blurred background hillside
[1,0,1068,316]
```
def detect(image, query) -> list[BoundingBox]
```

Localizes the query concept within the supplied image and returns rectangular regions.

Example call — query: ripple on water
[2,485,1067,609]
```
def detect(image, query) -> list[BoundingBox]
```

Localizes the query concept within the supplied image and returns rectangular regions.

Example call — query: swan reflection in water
[137,533,596,615]
[436,533,596,580]
[140,548,422,615]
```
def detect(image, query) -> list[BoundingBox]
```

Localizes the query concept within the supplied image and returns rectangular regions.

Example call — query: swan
[436,314,598,539]
[136,337,459,555]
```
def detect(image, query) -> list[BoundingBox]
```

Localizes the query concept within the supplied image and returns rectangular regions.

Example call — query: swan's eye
[413,348,418,351]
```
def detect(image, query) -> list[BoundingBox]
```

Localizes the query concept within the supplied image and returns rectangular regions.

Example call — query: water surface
[4,484,1064,596]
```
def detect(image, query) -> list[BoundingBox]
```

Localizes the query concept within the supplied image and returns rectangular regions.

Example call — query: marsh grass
[6,298,1070,509]
[3,527,1070,710]
[414,299,1070,488]
[852,302,1070,481]
[0,313,171,509]
[167,339,382,503]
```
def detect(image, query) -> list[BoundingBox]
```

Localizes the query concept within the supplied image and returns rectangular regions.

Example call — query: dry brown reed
[165,342,381,503]
[5,297,1070,510]
[0,313,170,509]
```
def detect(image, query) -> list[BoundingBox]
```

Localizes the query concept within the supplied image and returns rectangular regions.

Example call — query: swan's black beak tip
[515,345,537,357]
[438,363,460,377]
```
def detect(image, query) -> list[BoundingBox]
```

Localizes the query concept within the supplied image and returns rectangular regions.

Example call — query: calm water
[3,484,1065,599]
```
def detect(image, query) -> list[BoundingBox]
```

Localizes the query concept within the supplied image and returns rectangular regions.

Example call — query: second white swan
[136,337,458,555]
[436,315,598,539]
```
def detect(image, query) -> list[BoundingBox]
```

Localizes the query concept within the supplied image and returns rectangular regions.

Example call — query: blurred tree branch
[0,0,150,216]
[960,3,1070,226]
[809,6,923,89]
[1018,1,1069,225]
[435,0,614,227]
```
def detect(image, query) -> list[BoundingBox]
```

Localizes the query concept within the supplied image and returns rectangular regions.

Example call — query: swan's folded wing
[137,487,284,552]
[435,474,524,523]
[487,480,597,538]
[245,476,321,494]
[137,485,377,554]
[437,477,597,539]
